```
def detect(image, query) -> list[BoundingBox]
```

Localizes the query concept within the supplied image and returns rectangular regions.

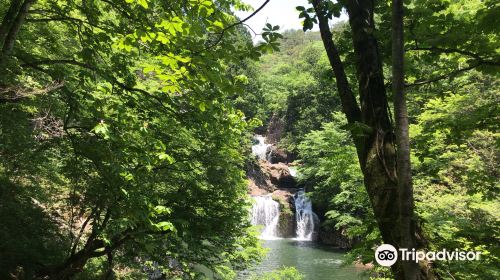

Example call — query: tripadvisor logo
[375,244,398,267]
[374,244,481,267]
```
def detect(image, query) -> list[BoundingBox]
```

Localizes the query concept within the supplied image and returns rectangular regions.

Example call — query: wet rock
[318,227,353,249]
[277,211,296,237]
[246,160,275,193]
[248,179,269,196]
[267,145,288,164]
[272,189,297,237]
[259,161,296,188]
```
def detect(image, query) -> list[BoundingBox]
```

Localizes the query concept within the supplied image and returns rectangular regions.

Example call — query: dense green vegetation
[248,267,303,280]
[243,0,499,279]
[248,1,499,278]
[0,0,281,278]
[0,0,498,279]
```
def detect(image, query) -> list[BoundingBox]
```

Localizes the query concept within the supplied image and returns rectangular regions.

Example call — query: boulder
[259,161,296,188]
[267,145,288,164]
[248,179,269,196]
[246,160,274,194]
[318,227,353,249]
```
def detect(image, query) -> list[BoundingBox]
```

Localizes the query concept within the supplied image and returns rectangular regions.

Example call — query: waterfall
[251,135,270,161]
[251,195,280,239]
[250,135,318,241]
[294,190,319,241]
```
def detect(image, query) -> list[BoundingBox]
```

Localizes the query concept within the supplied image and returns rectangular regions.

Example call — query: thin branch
[0,80,64,103]
[194,0,271,53]
[26,16,114,33]
[20,58,178,115]
[408,46,480,60]
[242,23,260,38]
[71,208,97,256]
[407,46,500,66]
[405,63,481,88]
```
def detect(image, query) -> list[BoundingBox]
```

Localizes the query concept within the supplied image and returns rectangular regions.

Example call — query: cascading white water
[250,135,318,241]
[251,135,271,161]
[250,135,280,239]
[294,190,319,241]
[251,195,280,239]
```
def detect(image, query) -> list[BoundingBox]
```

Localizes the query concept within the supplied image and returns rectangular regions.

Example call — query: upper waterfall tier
[251,135,270,161]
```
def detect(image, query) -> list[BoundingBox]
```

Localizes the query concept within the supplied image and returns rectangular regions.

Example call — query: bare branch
[0,80,64,103]
[194,0,271,54]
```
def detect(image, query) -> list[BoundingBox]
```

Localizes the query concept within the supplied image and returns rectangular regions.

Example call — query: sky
[233,0,347,42]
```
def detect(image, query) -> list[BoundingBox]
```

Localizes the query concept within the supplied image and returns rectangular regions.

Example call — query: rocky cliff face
[267,146,289,164]
[265,114,284,144]
[272,190,296,238]
[258,161,296,188]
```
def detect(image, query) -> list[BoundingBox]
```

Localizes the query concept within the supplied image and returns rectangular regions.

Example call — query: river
[241,239,368,279]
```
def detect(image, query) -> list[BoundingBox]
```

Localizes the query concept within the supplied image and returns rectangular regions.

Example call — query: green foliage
[0,0,498,278]
[297,113,380,264]
[248,266,304,280]
[410,74,500,279]
[248,30,342,151]
[283,2,499,279]
[0,0,274,278]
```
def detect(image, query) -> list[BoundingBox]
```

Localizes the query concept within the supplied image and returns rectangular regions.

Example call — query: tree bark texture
[312,0,433,278]
[391,0,421,279]
[0,0,36,64]
[0,0,23,47]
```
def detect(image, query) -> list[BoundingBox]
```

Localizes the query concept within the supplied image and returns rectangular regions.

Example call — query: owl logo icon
[375,244,398,266]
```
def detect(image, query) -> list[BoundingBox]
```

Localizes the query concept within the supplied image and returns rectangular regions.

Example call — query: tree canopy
[0,0,498,279]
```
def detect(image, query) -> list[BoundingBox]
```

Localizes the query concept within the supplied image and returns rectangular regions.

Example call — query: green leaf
[156,221,174,231]
[199,102,206,112]
[154,206,171,215]
[92,121,110,139]
[158,153,175,164]
[137,0,148,8]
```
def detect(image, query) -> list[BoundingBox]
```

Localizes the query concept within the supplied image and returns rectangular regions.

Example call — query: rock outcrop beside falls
[267,145,289,164]
[247,160,297,195]
[248,134,321,240]
[259,161,296,188]
[272,190,296,237]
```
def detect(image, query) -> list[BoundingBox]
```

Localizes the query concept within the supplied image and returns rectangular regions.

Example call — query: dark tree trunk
[0,0,36,64]
[312,0,434,279]
[0,0,23,47]
[35,239,108,280]
[391,0,420,279]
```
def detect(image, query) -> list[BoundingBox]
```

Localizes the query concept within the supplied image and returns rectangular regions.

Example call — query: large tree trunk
[312,0,433,278]
[391,0,421,279]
